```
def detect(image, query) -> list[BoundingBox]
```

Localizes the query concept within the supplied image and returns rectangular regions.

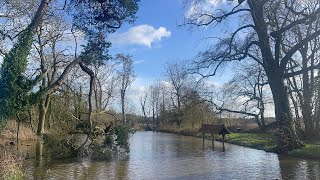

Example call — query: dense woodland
[0,0,319,164]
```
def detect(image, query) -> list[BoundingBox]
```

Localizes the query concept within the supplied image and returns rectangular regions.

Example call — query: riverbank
[289,140,320,159]
[0,151,24,180]
[158,128,277,152]
[157,127,320,159]
[0,120,37,179]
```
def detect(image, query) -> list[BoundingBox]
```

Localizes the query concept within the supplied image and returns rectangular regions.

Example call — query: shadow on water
[22,132,320,179]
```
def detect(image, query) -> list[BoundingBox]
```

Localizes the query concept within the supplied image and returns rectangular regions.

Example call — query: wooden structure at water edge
[199,124,231,147]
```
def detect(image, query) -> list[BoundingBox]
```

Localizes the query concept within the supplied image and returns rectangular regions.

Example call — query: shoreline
[155,128,320,160]
[156,128,276,152]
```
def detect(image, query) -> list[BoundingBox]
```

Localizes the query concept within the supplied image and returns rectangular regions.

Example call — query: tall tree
[165,61,190,127]
[116,54,135,124]
[149,81,161,126]
[0,0,139,132]
[186,0,320,153]
[140,89,149,126]
[219,62,270,131]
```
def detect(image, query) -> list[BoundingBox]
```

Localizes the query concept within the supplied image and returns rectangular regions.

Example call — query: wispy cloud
[109,24,171,48]
[134,60,145,64]
[186,0,237,21]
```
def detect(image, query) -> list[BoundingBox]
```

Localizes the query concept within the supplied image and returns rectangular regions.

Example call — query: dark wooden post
[211,133,214,147]
[202,132,205,147]
[222,133,225,152]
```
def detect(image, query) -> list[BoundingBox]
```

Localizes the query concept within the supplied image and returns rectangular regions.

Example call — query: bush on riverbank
[0,151,24,180]
[114,124,130,151]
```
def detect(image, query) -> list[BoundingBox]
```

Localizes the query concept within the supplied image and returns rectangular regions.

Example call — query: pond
[23,132,320,179]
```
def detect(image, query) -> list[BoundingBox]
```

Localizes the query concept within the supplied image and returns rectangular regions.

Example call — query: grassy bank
[289,141,320,159]
[220,133,277,152]
[224,134,320,159]
[0,120,37,179]
[158,126,320,159]
[158,127,277,151]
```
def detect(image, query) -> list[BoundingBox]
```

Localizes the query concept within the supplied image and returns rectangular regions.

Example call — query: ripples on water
[23,132,320,180]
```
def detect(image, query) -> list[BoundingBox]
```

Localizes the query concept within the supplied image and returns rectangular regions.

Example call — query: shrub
[0,151,24,180]
[114,124,130,151]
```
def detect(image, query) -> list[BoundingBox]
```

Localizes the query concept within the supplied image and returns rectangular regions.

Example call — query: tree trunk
[268,74,303,153]
[287,78,301,127]
[253,115,263,131]
[316,75,320,137]
[37,95,50,135]
[301,46,315,138]
[316,114,320,137]
[16,114,21,150]
[121,90,126,124]
[152,108,155,125]
[247,0,303,153]
[37,99,46,135]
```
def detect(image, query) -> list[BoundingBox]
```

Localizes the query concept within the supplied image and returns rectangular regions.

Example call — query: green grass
[289,141,320,159]
[222,133,277,152]
[224,133,320,159]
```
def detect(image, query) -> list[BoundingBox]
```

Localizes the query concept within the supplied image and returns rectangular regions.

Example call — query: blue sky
[109,0,219,84]
[107,0,242,113]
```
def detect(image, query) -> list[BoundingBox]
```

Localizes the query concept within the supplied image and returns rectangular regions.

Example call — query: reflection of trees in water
[115,160,129,180]
[33,141,53,178]
[25,133,320,179]
[279,157,320,179]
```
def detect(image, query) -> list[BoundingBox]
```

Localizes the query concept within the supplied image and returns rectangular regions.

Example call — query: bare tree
[165,61,190,127]
[115,54,135,124]
[219,62,271,131]
[284,16,320,138]
[33,14,71,135]
[185,0,320,153]
[140,89,149,126]
[149,81,162,127]
[93,62,118,112]
[0,0,139,135]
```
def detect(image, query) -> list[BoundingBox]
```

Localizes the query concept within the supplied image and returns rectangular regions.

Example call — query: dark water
[23,132,320,180]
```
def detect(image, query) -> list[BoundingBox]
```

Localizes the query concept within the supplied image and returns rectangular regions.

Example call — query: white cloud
[109,24,171,48]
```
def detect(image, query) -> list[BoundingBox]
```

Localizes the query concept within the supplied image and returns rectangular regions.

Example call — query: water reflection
[23,132,320,179]
[279,156,320,179]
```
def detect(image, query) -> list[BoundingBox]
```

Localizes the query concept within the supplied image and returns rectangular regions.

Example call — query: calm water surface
[23,132,320,179]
